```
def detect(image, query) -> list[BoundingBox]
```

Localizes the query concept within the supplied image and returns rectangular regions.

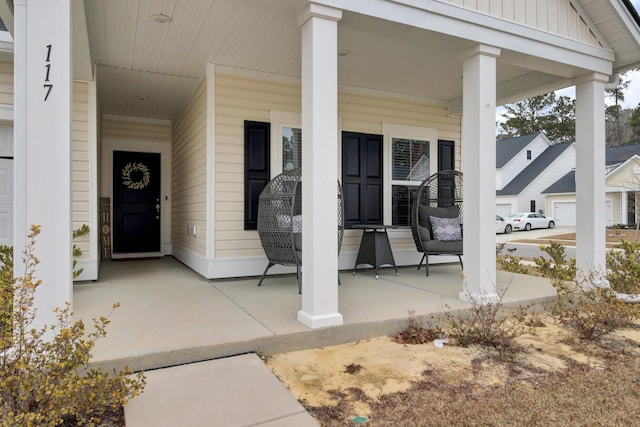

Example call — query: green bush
[606,240,640,294]
[0,244,12,345]
[549,271,637,340]
[533,242,638,340]
[496,243,530,275]
[534,242,576,281]
[73,224,90,279]
[0,225,146,426]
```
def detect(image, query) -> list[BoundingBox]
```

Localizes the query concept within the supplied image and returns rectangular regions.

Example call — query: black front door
[113,151,161,253]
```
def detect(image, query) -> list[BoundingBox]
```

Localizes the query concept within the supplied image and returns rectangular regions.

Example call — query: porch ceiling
[83,0,630,121]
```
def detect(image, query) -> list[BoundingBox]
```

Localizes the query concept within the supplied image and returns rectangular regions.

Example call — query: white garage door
[553,201,576,226]
[496,204,511,218]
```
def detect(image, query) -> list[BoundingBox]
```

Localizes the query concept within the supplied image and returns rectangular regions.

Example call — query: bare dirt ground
[266,316,640,426]
[264,229,640,425]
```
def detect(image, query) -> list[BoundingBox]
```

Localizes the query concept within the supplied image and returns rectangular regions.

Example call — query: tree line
[497,71,640,147]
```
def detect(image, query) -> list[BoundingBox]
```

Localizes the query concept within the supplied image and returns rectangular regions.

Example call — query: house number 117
[44,44,52,101]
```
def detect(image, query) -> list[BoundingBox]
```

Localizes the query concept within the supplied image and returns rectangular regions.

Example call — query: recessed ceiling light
[151,13,172,24]
[338,49,351,57]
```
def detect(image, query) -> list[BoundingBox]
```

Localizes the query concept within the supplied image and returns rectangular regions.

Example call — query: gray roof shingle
[541,170,575,194]
[496,133,541,168]
[497,142,573,196]
[543,144,640,194]
[605,143,640,166]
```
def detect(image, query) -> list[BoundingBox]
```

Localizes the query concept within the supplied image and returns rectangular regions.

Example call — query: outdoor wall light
[151,13,172,24]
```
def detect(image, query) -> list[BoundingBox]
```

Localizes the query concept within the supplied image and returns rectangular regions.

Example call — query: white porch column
[621,190,628,225]
[460,44,501,303]
[297,3,343,328]
[14,0,72,329]
[575,74,607,273]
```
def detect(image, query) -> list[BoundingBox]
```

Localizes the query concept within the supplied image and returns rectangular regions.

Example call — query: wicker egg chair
[410,170,463,276]
[257,168,344,293]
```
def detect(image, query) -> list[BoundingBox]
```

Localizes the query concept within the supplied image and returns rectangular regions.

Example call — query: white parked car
[495,215,514,234]
[508,212,555,231]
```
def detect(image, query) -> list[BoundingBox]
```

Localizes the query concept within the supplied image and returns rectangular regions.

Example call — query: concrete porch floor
[74,257,557,372]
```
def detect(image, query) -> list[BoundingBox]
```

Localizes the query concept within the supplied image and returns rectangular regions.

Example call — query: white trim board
[173,246,451,280]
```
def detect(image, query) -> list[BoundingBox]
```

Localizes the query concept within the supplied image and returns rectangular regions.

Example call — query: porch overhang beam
[449,71,574,116]
[316,0,614,74]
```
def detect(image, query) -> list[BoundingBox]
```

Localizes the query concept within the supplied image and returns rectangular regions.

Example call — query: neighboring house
[2,0,639,329]
[495,133,575,217]
[543,144,640,226]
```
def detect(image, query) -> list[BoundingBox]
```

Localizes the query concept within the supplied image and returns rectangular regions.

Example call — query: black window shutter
[437,139,455,172]
[342,132,383,228]
[437,140,456,207]
[244,121,270,230]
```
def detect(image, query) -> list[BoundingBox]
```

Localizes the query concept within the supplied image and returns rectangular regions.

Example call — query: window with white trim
[383,124,438,226]
[391,138,430,225]
[282,127,302,172]
[270,111,302,176]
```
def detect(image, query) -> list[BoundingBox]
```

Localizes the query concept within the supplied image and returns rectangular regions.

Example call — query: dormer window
[526,150,532,160]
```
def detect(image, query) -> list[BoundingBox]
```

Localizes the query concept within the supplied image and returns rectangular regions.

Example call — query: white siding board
[497,134,552,189]
[0,61,13,106]
[102,115,172,141]
[438,0,599,45]
[537,0,548,31]
[514,146,575,214]
[72,81,91,260]
[214,74,462,258]
[172,79,208,256]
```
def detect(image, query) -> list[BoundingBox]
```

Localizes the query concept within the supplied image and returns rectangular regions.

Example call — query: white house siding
[440,0,600,46]
[213,73,461,264]
[605,161,640,225]
[0,70,93,261]
[102,115,172,141]
[172,79,207,257]
[497,135,550,190]
[607,160,640,189]
[607,192,621,226]
[0,60,13,106]
[338,91,461,256]
[520,145,575,214]
[215,74,301,259]
[72,81,90,262]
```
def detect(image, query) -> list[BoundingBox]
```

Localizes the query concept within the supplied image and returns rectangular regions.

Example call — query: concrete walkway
[125,354,318,427]
[73,251,559,426]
